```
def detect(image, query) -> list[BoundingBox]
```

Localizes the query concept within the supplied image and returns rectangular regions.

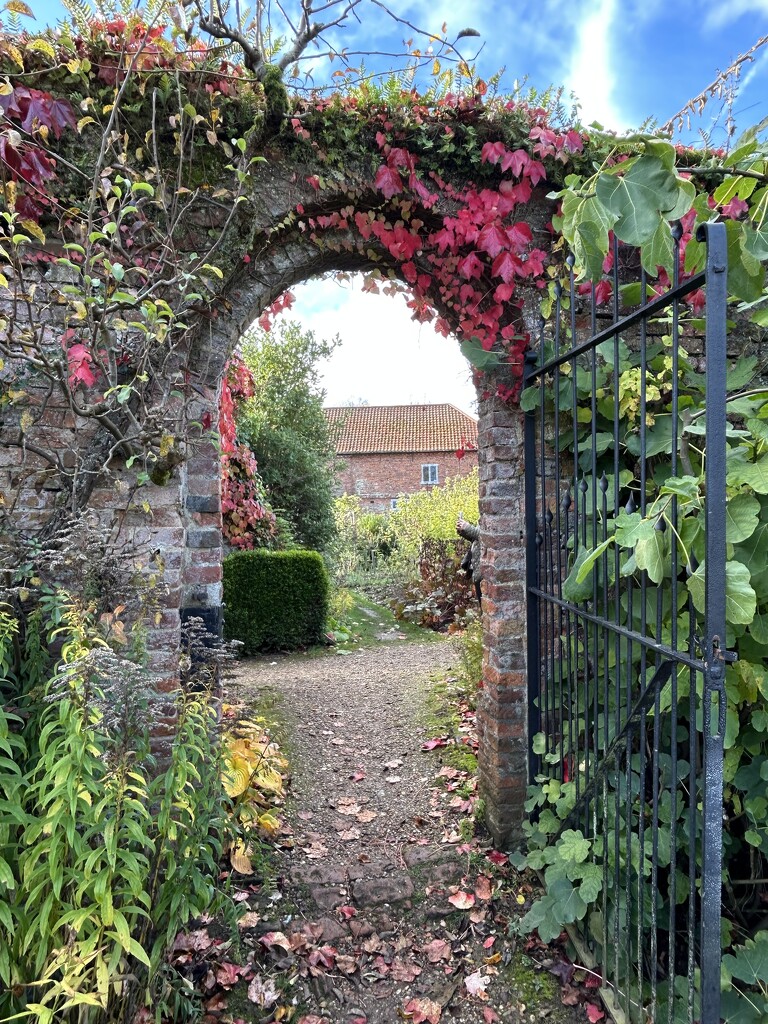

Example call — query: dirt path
[224,637,585,1024]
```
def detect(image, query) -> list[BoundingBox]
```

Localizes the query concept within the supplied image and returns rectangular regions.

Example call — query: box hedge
[223,549,329,653]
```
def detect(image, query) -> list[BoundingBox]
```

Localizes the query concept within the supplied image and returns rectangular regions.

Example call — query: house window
[390,498,399,509]
[421,464,438,485]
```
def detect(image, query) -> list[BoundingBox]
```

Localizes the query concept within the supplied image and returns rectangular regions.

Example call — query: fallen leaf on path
[215,962,244,989]
[357,808,377,822]
[391,959,422,982]
[362,934,383,953]
[403,997,442,1023]
[486,850,508,866]
[172,929,213,954]
[303,841,329,859]
[337,905,357,919]
[483,1008,500,1023]
[465,970,490,1000]
[423,938,452,963]
[297,1017,326,1024]
[259,931,292,953]
[475,875,493,901]
[337,827,361,841]
[422,738,449,750]
[308,945,337,969]
[336,954,358,974]
[247,975,279,1008]
[560,985,581,1006]
[238,911,261,929]
[448,891,475,910]
[469,908,487,923]
[586,1004,605,1022]
[350,770,366,781]
[336,799,361,816]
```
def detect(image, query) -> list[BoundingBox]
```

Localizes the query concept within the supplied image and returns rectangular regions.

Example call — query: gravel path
[226,637,583,1024]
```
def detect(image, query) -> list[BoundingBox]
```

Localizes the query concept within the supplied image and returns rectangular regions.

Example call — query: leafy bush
[390,537,475,630]
[223,549,329,652]
[0,595,228,1024]
[387,468,480,579]
[326,495,398,589]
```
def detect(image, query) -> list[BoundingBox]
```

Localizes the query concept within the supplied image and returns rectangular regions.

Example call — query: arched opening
[172,218,531,843]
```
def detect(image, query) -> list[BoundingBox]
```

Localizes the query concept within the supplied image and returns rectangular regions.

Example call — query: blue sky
[26,0,768,413]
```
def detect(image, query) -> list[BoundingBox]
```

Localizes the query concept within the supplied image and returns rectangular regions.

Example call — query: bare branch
[661,33,768,135]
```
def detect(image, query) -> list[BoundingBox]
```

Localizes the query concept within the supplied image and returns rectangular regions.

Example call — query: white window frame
[390,498,399,509]
[421,464,439,485]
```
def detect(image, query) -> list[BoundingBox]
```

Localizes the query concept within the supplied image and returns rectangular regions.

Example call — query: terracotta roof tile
[324,403,478,455]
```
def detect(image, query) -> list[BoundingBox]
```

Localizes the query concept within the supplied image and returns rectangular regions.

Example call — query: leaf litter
[170,639,592,1024]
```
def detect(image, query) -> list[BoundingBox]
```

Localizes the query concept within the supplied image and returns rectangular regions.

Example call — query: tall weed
[0,595,227,1024]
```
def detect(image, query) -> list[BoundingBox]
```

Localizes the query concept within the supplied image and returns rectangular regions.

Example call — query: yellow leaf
[432,59,441,76]
[5,43,23,68]
[25,39,56,61]
[4,0,34,17]
[20,219,45,244]
[67,58,81,73]
[230,841,253,875]
[0,80,13,95]
[77,116,96,133]
[257,811,280,836]
[0,273,8,289]
[223,754,252,798]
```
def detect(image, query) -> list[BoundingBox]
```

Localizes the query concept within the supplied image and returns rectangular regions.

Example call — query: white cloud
[703,0,768,31]
[277,276,478,415]
[563,0,626,131]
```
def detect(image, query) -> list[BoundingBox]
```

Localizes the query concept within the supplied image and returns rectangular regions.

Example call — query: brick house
[324,403,478,510]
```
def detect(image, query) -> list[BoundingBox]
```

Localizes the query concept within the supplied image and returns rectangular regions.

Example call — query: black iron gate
[523,223,728,1024]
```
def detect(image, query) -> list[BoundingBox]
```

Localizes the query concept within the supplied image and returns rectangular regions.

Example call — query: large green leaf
[726,219,766,303]
[722,931,768,986]
[728,454,768,494]
[595,156,682,246]
[687,560,757,625]
[634,528,666,583]
[726,492,761,543]
[556,829,590,865]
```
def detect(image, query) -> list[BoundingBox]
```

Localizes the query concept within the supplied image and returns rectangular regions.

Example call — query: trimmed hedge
[223,549,329,653]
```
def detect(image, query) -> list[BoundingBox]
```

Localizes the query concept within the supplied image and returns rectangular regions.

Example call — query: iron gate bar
[523,222,729,1024]
[699,221,728,1024]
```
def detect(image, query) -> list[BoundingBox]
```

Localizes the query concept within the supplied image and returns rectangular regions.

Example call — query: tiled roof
[324,404,478,455]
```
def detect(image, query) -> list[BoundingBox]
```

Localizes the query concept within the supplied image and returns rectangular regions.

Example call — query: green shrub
[223,549,329,652]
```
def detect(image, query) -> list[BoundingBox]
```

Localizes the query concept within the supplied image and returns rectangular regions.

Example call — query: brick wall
[335,450,478,510]
[0,182,538,845]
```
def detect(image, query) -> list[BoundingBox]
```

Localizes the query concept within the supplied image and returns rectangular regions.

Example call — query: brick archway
[168,191,532,843]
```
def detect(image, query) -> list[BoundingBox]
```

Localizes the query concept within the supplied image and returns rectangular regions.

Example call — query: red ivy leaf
[374,163,404,199]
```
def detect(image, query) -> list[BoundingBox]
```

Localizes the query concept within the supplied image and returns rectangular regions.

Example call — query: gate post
[476,390,529,846]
